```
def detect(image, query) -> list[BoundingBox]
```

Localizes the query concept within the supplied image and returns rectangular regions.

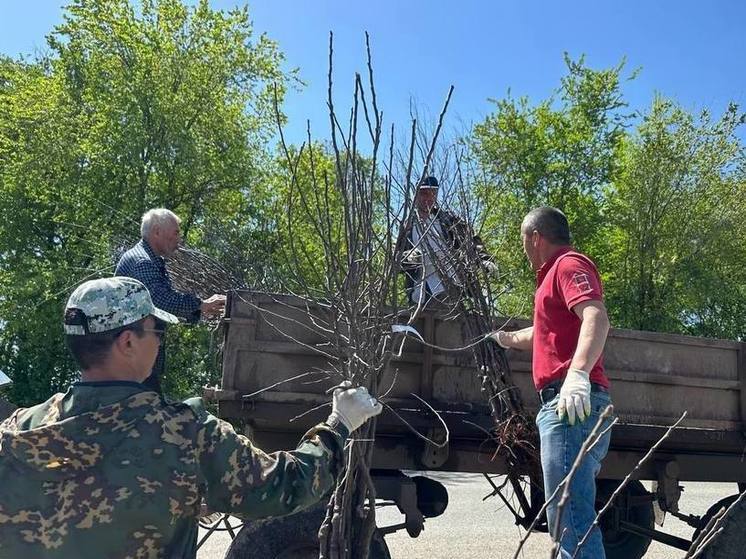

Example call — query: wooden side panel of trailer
[214,291,746,480]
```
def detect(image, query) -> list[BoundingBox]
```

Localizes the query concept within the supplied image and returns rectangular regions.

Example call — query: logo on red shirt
[572,272,592,293]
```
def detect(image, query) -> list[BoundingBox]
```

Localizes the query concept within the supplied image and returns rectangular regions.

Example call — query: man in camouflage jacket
[0,277,381,558]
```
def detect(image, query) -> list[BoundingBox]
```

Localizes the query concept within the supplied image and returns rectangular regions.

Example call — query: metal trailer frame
[208,291,746,557]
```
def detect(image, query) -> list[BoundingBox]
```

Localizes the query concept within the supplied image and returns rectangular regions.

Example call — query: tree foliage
[603,99,746,337]
[0,0,290,405]
[2,6,745,409]
[470,55,633,310]
[470,55,746,339]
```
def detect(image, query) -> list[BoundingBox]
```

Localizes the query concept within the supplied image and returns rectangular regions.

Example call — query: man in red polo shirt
[490,206,613,559]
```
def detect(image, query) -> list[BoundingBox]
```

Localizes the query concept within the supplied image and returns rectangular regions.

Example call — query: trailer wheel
[691,494,746,558]
[597,479,654,559]
[224,503,391,559]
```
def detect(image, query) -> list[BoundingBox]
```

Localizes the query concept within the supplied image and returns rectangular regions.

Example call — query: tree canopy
[0,0,291,405]
[469,55,745,338]
[1,2,744,407]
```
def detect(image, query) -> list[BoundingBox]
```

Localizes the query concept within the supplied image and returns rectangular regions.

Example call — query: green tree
[603,99,746,337]
[470,55,633,312]
[0,0,291,405]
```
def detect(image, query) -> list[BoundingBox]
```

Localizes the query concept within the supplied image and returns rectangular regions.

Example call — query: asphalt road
[198,473,736,559]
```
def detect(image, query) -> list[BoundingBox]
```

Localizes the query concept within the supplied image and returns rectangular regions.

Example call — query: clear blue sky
[2,1,745,145]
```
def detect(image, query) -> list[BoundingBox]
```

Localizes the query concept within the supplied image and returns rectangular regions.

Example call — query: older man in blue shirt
[116,208,225,393]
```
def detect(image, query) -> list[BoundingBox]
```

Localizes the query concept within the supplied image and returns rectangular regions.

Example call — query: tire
[224,503,391,559]
[691,494,746,558]
[597,479,654,559]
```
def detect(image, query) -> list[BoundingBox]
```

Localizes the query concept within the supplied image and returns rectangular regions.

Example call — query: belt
[538,380,608,405]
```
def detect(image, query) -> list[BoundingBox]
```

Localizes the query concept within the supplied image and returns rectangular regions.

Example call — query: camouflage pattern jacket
[0,381,348,558]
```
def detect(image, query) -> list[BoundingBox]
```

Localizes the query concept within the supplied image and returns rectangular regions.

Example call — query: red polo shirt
[532,246,609,391]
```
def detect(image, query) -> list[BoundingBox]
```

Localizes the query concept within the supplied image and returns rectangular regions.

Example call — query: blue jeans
[536,390,613,559]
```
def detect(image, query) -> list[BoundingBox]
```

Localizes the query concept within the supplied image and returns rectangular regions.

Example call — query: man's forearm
[200,417,347,519]
[501,326,533,351]
[570,307,609,372]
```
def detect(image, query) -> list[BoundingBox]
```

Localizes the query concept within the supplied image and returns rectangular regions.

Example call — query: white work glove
[328,382,383,432]
[488,330,510,349]
[482,260,499,277]
[557,368,592,426]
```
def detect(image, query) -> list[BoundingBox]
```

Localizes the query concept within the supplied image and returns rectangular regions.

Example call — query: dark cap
[417,176,439,190]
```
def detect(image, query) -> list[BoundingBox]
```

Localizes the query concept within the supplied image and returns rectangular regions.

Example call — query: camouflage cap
[64,277,179,335]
